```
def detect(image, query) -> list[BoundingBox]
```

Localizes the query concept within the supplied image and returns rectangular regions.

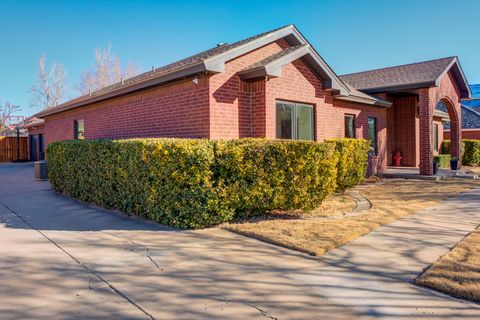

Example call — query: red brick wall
[390,95,418,167]
[444,129,480,140]
[41,37,388,173]
[330,100,388,174]
[209,40,287,139]
[43,76,210,146]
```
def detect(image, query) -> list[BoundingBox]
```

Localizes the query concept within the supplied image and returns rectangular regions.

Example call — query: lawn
[223,178,480,256]
[415,226,480,302]
[464,166,480,175]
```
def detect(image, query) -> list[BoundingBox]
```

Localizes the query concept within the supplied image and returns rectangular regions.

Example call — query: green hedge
[214,139,338,218]
[434,154,451,168]
[441,139,480,165]
[48,139,231,229]
[326,138,370,191]
[48,138,369,229]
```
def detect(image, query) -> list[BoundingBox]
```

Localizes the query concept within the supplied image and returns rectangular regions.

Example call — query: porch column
[449,107,462,166]
[419,89,434,175]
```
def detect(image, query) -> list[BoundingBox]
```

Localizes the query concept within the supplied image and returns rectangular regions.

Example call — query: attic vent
[217,42,228,47]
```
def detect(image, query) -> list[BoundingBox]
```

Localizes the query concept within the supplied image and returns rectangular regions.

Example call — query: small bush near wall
[442,140,480,165]
[325,139,370,191]
[434,154,451,168]
[48,138,368,229]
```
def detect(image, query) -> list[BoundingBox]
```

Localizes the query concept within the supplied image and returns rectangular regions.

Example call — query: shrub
[48,138,367,229]
[48,139,233,229]
[325,138,370,191]
[434,154,451,168]
[462,140,480,165]
[441,139,480,165]
[214,139,338,218]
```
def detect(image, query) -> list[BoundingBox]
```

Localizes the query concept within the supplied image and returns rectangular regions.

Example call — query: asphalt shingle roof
[340,57,456,91]
[35,25,292,118]
[438,103,480,130]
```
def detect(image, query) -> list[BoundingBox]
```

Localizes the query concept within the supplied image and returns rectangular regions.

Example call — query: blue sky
[1,0,479,116]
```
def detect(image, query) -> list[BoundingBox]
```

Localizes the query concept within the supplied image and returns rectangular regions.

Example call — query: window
[344,114,356,138]
[433,123,439,152]
[276,101,314,140]
[74,119,85,140]
[368,117,377,156]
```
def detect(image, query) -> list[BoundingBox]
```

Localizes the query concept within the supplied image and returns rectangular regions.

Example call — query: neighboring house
[443,84,480,140]
[24,117,45,161]
[32,25,470,175]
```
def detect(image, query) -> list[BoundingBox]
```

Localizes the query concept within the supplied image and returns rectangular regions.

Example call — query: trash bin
[34,160,48,180]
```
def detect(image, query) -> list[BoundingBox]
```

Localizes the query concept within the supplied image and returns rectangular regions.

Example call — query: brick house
[33,25,471,175]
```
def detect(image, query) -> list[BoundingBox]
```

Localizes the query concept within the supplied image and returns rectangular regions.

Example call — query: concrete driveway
[0,163,479,319]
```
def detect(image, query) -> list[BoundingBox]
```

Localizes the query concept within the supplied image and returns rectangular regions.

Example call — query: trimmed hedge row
[48,138,370,229]
[441,139,480,165]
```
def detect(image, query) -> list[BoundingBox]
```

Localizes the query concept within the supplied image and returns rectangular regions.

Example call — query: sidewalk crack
[0,201,156,320]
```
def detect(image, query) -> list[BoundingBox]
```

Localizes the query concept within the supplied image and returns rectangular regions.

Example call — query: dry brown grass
[302,193,356,218]
[415,227,480,302]
[224,178,480,256]
[464,166,480,175]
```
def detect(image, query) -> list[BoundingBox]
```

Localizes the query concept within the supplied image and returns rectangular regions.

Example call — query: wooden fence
[0,137,28,162]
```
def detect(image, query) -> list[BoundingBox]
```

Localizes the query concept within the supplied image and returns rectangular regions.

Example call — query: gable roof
[36,25,362,118]
[237,44,390,107]
[340,56,471,98]
[439,104,480,130]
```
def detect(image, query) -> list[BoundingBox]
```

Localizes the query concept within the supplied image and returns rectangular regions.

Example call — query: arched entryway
[419,90,462,175]
[437,97,462,162]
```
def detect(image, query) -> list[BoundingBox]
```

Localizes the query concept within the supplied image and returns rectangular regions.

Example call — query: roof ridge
[65,25,296,103]
[462,104,480,117]
[340,56,457,78]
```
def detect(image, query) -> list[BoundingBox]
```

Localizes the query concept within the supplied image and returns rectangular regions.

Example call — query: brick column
[449,105,462,167]
[418,89,434,175]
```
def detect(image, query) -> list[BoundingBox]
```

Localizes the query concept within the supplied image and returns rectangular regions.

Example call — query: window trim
[368,117,378,156]
[275,100,315,141]
[74,119,85,141]
[344,114,356,138]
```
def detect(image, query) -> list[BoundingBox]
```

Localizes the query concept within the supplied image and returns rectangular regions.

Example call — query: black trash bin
[34,160,48,180]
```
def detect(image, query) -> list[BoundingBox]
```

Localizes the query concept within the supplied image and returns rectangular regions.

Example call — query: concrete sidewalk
[0,163,479,319]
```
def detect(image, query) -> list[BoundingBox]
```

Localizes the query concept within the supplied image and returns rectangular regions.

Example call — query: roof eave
[435,57,471,99]
[334,95,392,108]
[360,81,437,94]
[35,62,210,118]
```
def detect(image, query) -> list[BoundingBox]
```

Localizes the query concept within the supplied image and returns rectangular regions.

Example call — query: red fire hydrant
[393,150,402,167]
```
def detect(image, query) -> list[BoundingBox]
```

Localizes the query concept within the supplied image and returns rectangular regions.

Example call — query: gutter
[334,95,392,108]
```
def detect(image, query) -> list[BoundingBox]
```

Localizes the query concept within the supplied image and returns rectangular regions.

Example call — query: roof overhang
[334,94,392,108]
[358,58,471,99]
[34,24,360,118]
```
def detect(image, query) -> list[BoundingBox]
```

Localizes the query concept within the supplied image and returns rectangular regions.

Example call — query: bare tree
[0,101,21,129]
[30,55,67,109]
[77,45,140,95]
